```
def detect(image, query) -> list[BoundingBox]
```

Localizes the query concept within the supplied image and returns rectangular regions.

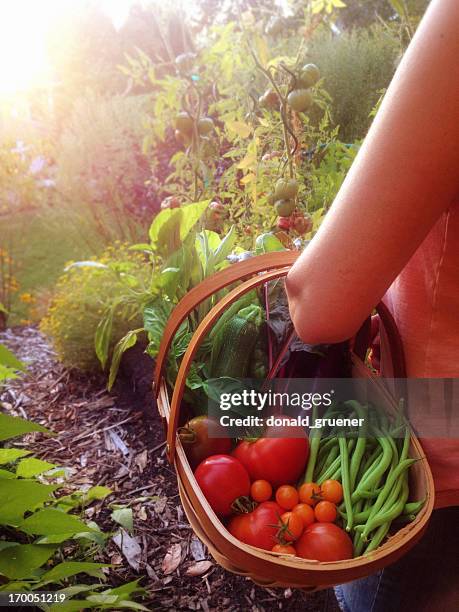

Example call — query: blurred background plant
[40,244,149,371]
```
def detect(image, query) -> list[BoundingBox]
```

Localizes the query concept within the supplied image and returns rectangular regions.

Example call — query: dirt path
[0,327,340,612]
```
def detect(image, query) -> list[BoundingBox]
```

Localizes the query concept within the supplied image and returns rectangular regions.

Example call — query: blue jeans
[334,506,459,612]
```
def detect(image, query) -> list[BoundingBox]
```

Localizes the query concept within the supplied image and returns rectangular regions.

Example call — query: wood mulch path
[0,326,341,612]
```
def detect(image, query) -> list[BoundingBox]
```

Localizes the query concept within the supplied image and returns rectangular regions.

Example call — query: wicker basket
[154,251,434,589]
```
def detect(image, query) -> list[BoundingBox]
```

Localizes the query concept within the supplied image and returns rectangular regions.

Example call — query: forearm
[287,0,459,344]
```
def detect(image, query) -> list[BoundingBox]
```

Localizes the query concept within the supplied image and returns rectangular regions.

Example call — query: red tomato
[314,500,337,523]
[228,501,283,551]
[292,503,315,528]
[276,485,299,510]
[320,480,343,504]
[251,480,273,503]
[295,523,353,562]
[195,455,250,517]
[279,512,304,542]
[298,482,321,506]
[232,427,309,487]
[180,416,232,469]
[272,544,296,555]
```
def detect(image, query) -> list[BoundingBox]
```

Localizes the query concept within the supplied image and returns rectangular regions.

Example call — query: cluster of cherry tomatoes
[246,479,352,560]
[267,178,312,235]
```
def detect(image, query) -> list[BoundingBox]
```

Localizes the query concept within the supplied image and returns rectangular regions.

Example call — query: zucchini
[211,313,260,379]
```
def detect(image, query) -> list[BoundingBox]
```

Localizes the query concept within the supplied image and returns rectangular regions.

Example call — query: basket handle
[154,251,299,392]
[163,261,406,462]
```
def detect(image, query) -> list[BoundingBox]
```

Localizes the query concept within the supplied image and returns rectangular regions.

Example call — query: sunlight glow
[0,0,137,96]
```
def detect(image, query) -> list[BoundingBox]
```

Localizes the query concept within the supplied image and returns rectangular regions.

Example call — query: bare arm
[286,0,459,344]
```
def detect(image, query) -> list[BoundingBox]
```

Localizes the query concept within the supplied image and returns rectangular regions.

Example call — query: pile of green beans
[303,400,425,557]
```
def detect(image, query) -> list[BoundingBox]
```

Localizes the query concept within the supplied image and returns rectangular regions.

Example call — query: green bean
[353,529,366,557]
[402,499,425,515]
[365,475,409,533]
[314,444,339,481]
[339,437,353,531]
[317,455,341,484]
[351,436,393,502]
[394,513,416,524]
[356,445,383,487]
[344,401,368,490]
[303,405,322,483]
[317,437,338,460]
[361,459,415,539]
[364,522,391,554]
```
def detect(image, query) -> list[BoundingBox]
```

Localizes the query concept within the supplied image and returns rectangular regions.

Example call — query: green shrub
[40,243,149,371]
[309,25,400,141]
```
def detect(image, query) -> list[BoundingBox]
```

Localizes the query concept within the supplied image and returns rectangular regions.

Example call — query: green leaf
[0,344,25,371]
[389,0,405,17]
[0,302,7,314]
[0,413,51,442]
[102,579,145,599]
[0,544,56,579]
[19,509,95,536]
[16,458,56,478]
[212,225,237,267]
[149,200,209,257]
[143,300,172,357]
[255,233,285,254]
[0,468,16,479]
[40,561,110,584]
[0,480,58,524]
[108,329,142,391]
[49,601,98,611]
[0,448,31,464]
[95,309,114,370]
[85,485,112,501]
[111,507,133,533]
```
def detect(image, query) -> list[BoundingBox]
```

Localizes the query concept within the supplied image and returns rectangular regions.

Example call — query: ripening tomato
[314,500,337,523]
[274,199,295,217]
[279,512,304,542]
[232,427,309,488]
[320,480,343,504]
[292,503,315,528]
[251,480,273,503]
[180,416,232,469]
[295,523,353,562]
[272,544,296,555]
[194,455,250,517]
[276,485,299,510]
[274,178,299,200]
[228,501,283,551]
[287,89,313,113]
[298,482,321,506]
[197,117,215,135]
[175,112,193,134]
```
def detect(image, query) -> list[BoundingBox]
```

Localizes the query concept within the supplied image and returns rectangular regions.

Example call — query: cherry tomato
[232,427,309,488]
[272,544,296,555]
[292,213,312,235]
[180,416,232,469]
[251,480,273,503]
[320,479,343,504]
[279,512,304,542]
[277,216,291,230]
[298,482,321,506]
[314,500,337,523]
[292,503,315,528]
[295,523,353,562]
[197,117,214,135]
[228,501,283,551]
[274,178,299,200]
[194,455,250,517]
[274,199,295,217]
[287,89,313,113]
[276,485,299,510]
[298,63,320,88]
[175,112,193,134]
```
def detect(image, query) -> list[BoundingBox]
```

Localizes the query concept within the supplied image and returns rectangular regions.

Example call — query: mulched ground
[0,326,341,612]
